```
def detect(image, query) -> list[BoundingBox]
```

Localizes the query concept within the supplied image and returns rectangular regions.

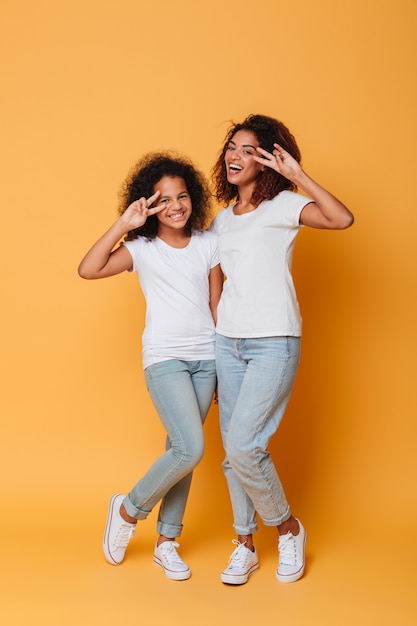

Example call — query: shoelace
[113,522,136,549]
[158,541,186,566]
[278,532,297,566]
[227,540,251,569]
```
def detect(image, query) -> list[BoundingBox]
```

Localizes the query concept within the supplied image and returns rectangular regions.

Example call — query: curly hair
[211,114,302,208]
[119,152,213,240]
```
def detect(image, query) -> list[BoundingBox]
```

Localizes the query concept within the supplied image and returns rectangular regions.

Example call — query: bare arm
[208,264,223,325]
[254,144,354,230]
[78,192,162,279]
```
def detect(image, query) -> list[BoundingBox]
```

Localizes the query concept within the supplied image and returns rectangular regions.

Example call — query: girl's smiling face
[224,130,263,187]
[153,176,192,235]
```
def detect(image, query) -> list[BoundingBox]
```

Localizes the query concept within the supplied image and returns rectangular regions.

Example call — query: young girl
[79,152,223,580]
[210,114,354,585]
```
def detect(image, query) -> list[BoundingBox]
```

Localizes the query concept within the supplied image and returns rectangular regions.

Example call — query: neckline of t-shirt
[231,192,291,216]
[231,201,265,217]
[156,235,192,250]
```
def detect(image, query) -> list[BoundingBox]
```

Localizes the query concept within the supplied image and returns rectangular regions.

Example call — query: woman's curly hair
[211,114,302,208]
[119,152,213,240]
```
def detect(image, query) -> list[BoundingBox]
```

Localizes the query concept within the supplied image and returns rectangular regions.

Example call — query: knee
[226,436,256,472]
[188,440,205,467]
[173,437,205,472]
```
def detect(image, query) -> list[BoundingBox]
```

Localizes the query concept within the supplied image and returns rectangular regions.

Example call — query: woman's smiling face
[224,130,263,187]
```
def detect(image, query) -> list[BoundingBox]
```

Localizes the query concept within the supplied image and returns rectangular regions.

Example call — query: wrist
[291,168,310,188]
[115,215,132,235]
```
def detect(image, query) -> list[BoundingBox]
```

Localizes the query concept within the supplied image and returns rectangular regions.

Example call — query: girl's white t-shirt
[210,190,312,338]
[124,229,219,370]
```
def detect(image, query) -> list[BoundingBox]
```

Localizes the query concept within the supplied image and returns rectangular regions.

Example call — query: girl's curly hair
[211,114,302,208]
[119,152,213,240]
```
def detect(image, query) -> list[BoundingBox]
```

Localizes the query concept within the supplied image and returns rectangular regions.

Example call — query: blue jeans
[215,334,301,535]
[123,359,216,538]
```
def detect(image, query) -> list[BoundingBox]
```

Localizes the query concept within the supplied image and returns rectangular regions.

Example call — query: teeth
[229,164,242,171]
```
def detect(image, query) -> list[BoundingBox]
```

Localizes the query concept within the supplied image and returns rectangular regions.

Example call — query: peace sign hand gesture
[121,190,163,231]
[253,143,303,182]
[79,190,166,279]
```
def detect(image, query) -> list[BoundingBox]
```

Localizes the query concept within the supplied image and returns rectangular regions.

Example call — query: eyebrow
[159,190,188,199]
[228,140,257,150]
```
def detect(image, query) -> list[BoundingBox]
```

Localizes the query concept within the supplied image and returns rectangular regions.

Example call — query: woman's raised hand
[254,143,302,181]
[254,143,354,230]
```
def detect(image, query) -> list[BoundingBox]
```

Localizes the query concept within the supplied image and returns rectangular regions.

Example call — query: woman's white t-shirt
[210,190,312,338]
[124,229,219,370]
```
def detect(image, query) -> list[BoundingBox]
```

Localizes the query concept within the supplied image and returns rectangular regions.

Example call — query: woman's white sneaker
[221,541,259,585]
[103,494,136,565]
[153,541,191,580]
[276,518,306,583]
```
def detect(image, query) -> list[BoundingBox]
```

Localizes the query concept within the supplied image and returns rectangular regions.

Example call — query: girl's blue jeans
[123,358,216,538]
[215,334,301,535]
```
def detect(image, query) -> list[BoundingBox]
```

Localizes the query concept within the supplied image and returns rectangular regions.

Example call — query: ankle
[277,516,299,537]
[157,535,175,547]
[119,504,137,524]
[238,534,254,551]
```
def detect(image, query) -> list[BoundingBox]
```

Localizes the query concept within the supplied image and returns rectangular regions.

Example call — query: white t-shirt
[210,190,312,338]
[124,229,220,370]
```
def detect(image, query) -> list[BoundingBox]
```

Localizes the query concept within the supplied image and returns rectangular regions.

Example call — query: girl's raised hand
[121,190,163,230]
[254,143,302,181]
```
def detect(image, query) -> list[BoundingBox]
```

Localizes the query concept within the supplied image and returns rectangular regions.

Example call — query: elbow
[78,264,95,280]
[335,211,354,230]
[342,212,354,229]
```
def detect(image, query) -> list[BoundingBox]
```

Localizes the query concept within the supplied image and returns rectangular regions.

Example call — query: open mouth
[168,211,186,221]
[228,163,243,178]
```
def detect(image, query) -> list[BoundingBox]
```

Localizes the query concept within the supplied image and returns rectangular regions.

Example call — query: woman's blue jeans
[123,359,216,538]
[215,334,301,535]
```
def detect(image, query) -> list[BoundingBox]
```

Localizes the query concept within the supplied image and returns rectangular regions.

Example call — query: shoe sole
[221,562,259,585]
[276,564,305,583]
[153,556,191,581]
[103,494,125,565]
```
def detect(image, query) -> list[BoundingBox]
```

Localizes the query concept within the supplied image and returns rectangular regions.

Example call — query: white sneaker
[276,518,306,583]
[153,541,191,580]
[103,494,136,565]
[221,540,259,585]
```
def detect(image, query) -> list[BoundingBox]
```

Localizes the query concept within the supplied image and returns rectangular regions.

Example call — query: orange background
[1,1,416,624]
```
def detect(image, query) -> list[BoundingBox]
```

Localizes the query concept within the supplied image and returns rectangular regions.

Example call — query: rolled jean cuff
[123,495,150,521]
[234,522,259,536]
[157,521,183,538]
[261,507,292,528]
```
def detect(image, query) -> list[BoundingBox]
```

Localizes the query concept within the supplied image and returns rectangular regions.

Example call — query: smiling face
[153,175,192,236]
[224,130,264,188]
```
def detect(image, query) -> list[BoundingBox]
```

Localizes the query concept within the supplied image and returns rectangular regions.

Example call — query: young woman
[79,152,223,580]
[210,114,354,585]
